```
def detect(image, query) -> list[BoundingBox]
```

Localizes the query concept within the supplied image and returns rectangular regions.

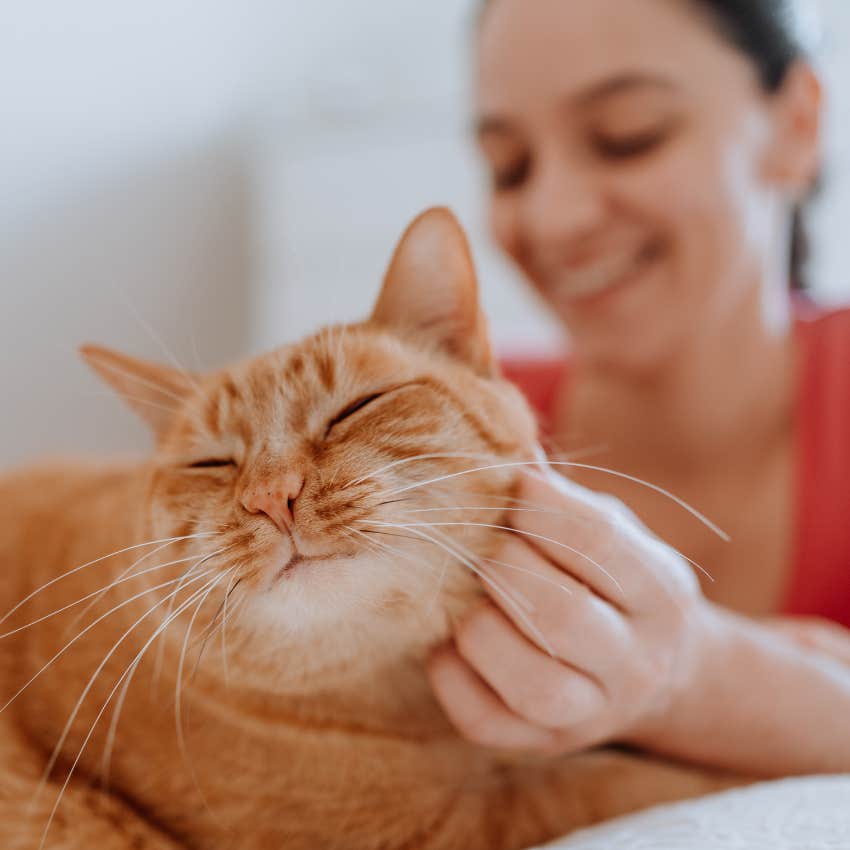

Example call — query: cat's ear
[80,344,194,436]
[371,207,494,376]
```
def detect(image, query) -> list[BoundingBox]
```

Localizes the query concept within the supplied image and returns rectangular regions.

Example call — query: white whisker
[398,525,556,657]
[37,571,225,850]
[1,552,215,641]
[345,452,500,489]
[117,295,202,391]
[0,533,216,627]
[370,520,624,596]
[83,354,189,404]
[383,460,729,541]
[99,556,233,785]
[1,555,223,718]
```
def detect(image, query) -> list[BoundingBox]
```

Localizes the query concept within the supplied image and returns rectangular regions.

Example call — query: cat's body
[0,211,732,849]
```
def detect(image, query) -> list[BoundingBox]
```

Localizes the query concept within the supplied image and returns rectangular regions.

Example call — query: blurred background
[1,0,847,465]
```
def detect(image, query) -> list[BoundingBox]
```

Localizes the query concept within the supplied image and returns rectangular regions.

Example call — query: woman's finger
[427,645,559,751]
[453,603,605,730]
[512,468,690,611]
[482,536,630,678]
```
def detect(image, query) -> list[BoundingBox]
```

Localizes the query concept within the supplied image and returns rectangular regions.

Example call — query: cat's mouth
[275,552,320,581]
[273,550,353,582]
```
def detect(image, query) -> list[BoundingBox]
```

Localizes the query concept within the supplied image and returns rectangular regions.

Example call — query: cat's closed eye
[326,393,384,435]
[187,458,237,470]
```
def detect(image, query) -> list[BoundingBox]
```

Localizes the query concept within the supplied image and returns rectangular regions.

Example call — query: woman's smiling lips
[545,240,663,307]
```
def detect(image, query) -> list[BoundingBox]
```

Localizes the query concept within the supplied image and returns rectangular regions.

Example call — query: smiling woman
[467,0,850,616]
[425,0,850,786]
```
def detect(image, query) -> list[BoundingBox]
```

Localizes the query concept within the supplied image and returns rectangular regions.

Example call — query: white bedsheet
[538,775,850,849]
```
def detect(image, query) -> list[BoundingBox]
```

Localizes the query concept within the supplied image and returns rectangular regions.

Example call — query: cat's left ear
[80,344,195,437]
[370,207,495,377]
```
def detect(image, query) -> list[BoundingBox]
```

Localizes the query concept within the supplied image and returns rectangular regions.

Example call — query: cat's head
[82,209,538,666]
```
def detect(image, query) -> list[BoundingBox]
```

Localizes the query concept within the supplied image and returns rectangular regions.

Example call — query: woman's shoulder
[795,300,850,355]
[796,301,850,413]
[795,300,850,446]
[499,354,569,421]
[787,301,850,625]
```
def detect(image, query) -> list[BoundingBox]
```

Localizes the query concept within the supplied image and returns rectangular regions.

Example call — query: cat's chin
[235,550,478,667]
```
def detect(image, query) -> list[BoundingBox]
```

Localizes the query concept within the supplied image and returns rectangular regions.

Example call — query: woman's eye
[492,157,531,192]
[594,127,670,160]
[187,459,236,470]
[327,393,383,434]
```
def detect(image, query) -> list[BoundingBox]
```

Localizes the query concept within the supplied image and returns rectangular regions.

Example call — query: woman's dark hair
[477,0,819,290]
[689,1,817,290]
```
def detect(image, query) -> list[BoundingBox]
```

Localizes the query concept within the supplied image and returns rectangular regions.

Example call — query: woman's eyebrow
[574,72,679,107]
[475,116,515,139]
[475,73,679,138]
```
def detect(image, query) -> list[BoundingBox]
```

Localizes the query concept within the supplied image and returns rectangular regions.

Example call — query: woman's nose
[241,471,306,533]
[521,156,605,255]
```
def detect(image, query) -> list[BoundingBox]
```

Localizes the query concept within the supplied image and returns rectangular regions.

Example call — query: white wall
[1,0,848,466]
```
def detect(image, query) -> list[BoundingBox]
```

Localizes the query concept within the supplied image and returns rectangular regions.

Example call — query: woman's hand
[428,464,713,755]
[764,616,850,666]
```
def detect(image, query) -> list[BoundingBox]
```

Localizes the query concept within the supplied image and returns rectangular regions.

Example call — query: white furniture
[542,775,850,850]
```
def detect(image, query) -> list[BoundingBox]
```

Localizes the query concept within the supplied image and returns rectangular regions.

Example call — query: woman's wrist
[624,602,850,776]
[622,597,728,755]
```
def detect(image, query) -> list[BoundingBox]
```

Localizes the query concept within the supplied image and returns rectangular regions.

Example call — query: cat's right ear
[370,207,495,376]
[80,344,194,437]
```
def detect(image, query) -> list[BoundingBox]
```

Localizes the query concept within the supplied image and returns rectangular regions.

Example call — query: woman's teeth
[552,253,640,300]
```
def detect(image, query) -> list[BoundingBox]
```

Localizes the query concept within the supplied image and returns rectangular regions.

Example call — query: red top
[501,306,850,626]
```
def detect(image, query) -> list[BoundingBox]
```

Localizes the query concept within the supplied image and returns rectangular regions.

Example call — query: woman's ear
[80,344,195,438]
[370,207,495,376]
[762,61,823,196]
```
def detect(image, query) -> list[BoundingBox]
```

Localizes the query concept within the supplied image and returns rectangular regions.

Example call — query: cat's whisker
[189,566,241,681]
[356,528,450,617]
[344,452,501,490]
[85,389,184,417]
[118,295,203,392]
[173,575,227,812]
[383,460,730,542]
[0,550,220,641]
[103,554,235,779]
[423,527,536,613]
[374,497,418,508]
[347,527,436,577]
[419,520,575,596]
[396,502,714,583]
[397,505,595,518]
[390,524,556,657]
[480,556,574,595]
[98,565,232,786]
[38,572,226,850]
[370,520,624,596]
[81,353,189,404]
[0,533,216,627]
[358,528,428,546]
[218,573,243,687]
[150,545,228,694]
[30,567,219,818]
[67,538,187,634]
[1,554,224,718]
[349,526,455,621]
[364,520,518,611]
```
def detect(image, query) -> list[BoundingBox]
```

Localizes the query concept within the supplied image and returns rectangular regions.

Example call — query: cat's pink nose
[241,471,305,533]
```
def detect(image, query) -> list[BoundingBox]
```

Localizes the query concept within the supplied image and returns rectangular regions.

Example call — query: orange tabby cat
[0,209,730,849]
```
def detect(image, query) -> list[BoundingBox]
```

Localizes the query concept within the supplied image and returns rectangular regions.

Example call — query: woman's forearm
[631,604,850,776]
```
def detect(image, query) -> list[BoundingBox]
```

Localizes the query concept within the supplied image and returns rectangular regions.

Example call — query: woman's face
[476,0,817,370]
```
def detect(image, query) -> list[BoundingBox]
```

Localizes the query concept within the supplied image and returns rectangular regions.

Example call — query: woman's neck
[560,290,799,476]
